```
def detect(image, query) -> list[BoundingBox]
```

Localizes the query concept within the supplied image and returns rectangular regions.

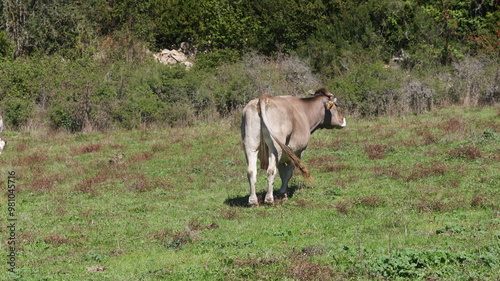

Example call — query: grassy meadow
[1,105,499,280]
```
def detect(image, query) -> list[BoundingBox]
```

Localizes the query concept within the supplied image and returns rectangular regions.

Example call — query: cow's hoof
[264,197,274,205]
[248,201,259,207]
[278,192,288,200]
[248,197,259,207]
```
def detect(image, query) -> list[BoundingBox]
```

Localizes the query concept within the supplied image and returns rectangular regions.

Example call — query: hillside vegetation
[0,0,499,131]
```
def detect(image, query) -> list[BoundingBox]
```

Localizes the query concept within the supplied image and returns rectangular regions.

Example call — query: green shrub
[208,62,256,116]
[194,49,241,70]
[112,92,164,129]
[329,63,402,116]
[0,31,12,59]
[48,104,82,132]
[163,102,196,127]
[0,45,497,132]
[0,59,39,101]
[366,248,474,279]
[3,98,33,129]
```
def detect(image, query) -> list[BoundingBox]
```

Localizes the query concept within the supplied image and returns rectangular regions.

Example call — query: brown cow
[241,88,346,206]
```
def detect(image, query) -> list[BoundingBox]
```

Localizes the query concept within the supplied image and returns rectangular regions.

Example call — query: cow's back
[259,95,311,153]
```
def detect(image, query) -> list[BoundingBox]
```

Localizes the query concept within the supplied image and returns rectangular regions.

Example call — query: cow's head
[314,88,346,129]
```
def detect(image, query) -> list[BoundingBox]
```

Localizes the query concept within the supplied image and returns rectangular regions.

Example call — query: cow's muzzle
[339,118,346,128]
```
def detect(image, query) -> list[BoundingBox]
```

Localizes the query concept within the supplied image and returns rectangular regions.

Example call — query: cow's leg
[264,153,278,205]
[278,162,294,198]
[242,106,261,207]
[246,149,259,206]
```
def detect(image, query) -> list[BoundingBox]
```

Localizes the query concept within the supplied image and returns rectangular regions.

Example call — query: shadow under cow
[224,185,310,207]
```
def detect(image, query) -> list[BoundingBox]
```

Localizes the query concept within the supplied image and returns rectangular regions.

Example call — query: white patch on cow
[340,118,346,128]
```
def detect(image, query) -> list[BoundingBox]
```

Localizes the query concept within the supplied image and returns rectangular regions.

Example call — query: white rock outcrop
[154,43,193,69]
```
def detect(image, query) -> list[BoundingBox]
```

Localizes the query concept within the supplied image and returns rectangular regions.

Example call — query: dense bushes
[0,51,498,132]
[0,53,323,131]
[0,0,498,132]
[2,0,498,61]
[328,55,499,116]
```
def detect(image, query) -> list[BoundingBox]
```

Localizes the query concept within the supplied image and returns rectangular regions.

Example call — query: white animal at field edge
[0,116,5,155]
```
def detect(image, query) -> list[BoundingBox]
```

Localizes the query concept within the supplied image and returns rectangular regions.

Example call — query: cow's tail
[258,95,313,184]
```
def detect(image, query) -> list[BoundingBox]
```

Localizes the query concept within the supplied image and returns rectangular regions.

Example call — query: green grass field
[1,106,499,280]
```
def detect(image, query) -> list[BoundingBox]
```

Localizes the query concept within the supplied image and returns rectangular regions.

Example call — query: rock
[168,50,187,63]
[165,56,178,65]
[183,61,193,70]
[154,46,193,69]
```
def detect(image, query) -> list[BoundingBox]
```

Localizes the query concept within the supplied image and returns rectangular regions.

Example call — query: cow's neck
[307,99,327,134]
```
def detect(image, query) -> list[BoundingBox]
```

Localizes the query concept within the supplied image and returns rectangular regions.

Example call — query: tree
[3,0,29,58]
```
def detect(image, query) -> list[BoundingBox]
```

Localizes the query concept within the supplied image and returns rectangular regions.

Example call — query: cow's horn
[327,100,335,110]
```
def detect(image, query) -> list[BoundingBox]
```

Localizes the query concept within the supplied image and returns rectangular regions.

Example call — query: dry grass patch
[307,156,340,168]
[294,198,321,209]
[300,246,325,256]
[470,194,496,209]
[334,200,354,215]
[407,162,447,181]
[151,228,172,245]
[14,153,49,166]
[442,116,464,133]
[288,255,342,281]
[357,194,385,208]
[373,165,402,179]
[15,142,30,152]
[413,198,448,213]
[151,219,219,250]
[72,143,103,155]
[412,193,469,213]
[75,175,108,195]
[218,208,240,220]
[151,143,169,152]
[417,130,438,145]
[233,257,279,267]
[447,145,482,159]
[124,174,153,192]
[30,174,63,192]
[365,144,389,159]
[324,163,350,173]
[130,151,155,162]
[43,233,74,245]
[19,231,37,242]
